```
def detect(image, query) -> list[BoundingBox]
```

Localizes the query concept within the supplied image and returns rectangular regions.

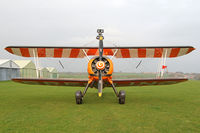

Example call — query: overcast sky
[0,0,199,73]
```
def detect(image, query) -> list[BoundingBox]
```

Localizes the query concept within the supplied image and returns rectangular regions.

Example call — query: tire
[118,90,125,104]
[75,90,83,104]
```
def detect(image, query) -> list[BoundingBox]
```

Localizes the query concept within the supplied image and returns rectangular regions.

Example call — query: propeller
[96,29,104,97]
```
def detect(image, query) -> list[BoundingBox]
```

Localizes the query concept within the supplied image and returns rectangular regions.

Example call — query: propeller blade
[97,29,104,97]
[98,70,103,97]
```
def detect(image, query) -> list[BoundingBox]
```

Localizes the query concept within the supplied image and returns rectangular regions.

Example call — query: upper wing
[112,78,188,87]
[5,46,195,58]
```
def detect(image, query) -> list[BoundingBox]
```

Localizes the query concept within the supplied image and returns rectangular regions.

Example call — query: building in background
[13,60,37,78]
[40,67,49,78]
[46,67,59,78]
[0,59,58,80]
[0,59,20,81]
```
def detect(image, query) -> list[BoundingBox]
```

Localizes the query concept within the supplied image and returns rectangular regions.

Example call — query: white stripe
[146,48,155,58]
[177,48,188,57]
[129,49,138,58]
[77,49,85,58]
[62,49,71,57]
[12,48,22,56]
[28,48,35,57]
[45,48,54,57]
[163,48,172,57]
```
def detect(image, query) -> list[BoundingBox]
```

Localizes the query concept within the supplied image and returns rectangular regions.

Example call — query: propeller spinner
[96,61,105,70]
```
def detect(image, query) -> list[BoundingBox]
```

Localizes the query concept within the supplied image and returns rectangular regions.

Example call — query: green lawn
[0,81,200,133]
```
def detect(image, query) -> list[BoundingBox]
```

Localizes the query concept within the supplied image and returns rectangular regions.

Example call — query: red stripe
[5,48,13,54]
[121,49,130,58]
[103,49,114,55]
[54,48,63,57]
[154,48,163,57]
[187,47,195,54]
[37,48,46,57]
[69,49,80,58]
[20,48,30,57]
[138,48,146,58]
[169,48,180,57]
[87,49,98,55]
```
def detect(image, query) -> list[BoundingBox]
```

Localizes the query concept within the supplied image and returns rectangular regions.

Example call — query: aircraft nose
[96,61,105,70]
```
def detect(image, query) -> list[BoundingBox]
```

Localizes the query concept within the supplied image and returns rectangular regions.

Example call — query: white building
[46,67,59,78]
[0,59,20,81]
[13,60,37,78]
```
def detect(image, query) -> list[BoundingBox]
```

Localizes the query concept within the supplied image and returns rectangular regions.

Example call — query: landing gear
[118,90,126,104]
[75,82,91,104]
[75,90,83,104]
[110,81,126,104]
[75,80,126,104]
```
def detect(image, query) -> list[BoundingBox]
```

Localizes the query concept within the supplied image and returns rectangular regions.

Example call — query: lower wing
[12,78,88,87]
[112,78,188,87]
[12,78,187,87]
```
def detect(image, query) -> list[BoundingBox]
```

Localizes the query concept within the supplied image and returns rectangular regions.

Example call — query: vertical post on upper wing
[33,49,39,78]
[161,49,168,77]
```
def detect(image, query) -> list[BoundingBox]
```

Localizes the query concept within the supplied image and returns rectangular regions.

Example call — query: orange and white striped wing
[114,46,195,58]
[5,47,86,58]
[5,46,195,58]
[5,47,115,58]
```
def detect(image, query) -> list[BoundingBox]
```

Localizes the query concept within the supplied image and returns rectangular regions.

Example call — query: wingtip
[187,47,196,54]
[4,47,13,54]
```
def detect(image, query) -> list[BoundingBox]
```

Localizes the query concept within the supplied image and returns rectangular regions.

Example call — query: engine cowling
[87,56,113,76]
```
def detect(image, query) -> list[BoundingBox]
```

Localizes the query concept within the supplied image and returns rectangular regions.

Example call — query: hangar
[0,59,20,81]
[40,67,49,78]
[0,59,59,80]
[46,67,59,78]
[13,60,37,78]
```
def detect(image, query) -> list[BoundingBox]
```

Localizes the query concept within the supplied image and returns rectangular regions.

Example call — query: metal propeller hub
[91,57,110,75]
[96,61,105,70]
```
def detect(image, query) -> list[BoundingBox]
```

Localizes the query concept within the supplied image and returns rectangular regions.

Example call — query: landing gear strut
[75,80,126,104]
[75,82,91,104]
[110,82,126,104]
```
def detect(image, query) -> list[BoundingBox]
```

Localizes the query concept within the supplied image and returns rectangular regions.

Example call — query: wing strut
[82,49,90,61]
[110,49,119,60]
[33,48,40,78]
[157,49,168,78]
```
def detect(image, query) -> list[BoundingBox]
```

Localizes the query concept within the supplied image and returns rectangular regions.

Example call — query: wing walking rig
[5,29,195,104]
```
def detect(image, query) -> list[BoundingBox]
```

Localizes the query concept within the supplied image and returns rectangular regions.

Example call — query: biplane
[5,29,195,104]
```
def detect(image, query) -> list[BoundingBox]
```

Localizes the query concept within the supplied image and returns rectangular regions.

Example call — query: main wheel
[75,90,83,104]
[118,90,125,104]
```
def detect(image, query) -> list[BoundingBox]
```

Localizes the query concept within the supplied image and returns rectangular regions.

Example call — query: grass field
[0,81,200,133]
